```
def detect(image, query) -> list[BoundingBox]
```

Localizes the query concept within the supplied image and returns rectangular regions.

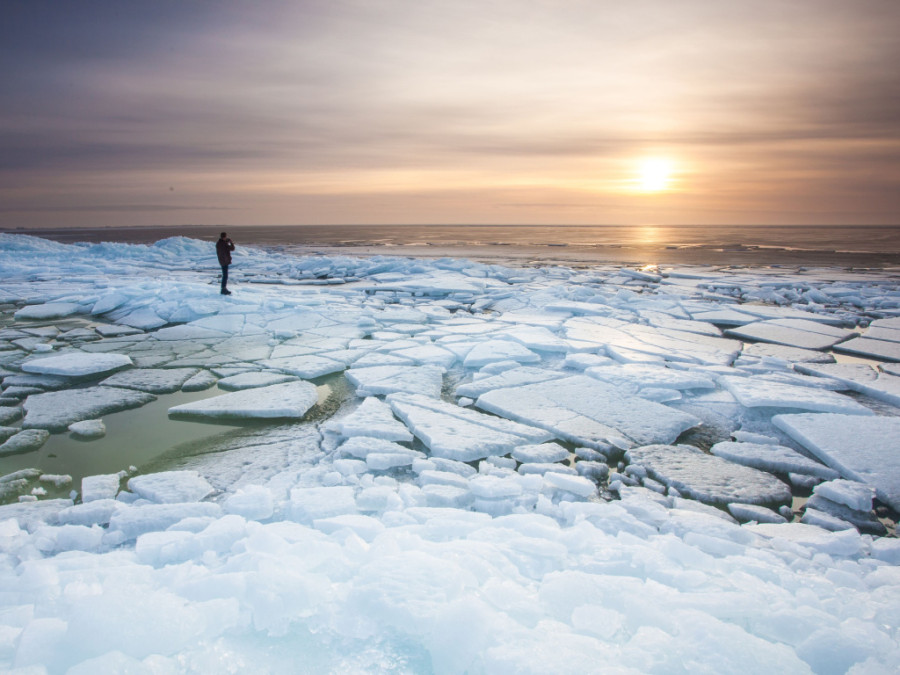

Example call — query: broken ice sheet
[23,386,156,432]
[387,392,552,462]
[625,443,792,506]
[168,380,319,421]
[345,364,444,398]
[476,375,700,452]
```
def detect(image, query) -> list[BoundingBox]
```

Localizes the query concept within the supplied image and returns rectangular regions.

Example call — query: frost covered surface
[0,234,900,672]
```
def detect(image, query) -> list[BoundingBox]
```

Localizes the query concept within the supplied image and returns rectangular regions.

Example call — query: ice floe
[168,380,319,420]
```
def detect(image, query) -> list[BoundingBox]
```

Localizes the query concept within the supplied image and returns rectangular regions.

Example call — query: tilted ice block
[455,366,564,399]
[336,436,420,459]
[324,396,413,442]
[726,503,787,524]
[127,470,215,504]
[805,494,885,535]
[22,352,133,378]
[57,499,123,527]
[14,302,82,320]
[585,363,716,391]
[834,337,900,362]
[720,376,873,415]
[289,486,357,523]
[463,339,541,368]
[773,413,900,511]
[625,444,792,506]
[542,472,597,498]
[107,502,222,540]
[512,442,569,464]
[476,375,700,451]
[81,474,121,502]
[216,371,297,391]
[710,441,839,479]
[24,386,156,432]
[387,392,552,462]
[725,319,856,351]
[261,355,345,379]
[811,478,874,512]
[346,364,444,398]
[168,380,318,420]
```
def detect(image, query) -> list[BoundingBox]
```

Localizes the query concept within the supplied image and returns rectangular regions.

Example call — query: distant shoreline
[4,223,900,269]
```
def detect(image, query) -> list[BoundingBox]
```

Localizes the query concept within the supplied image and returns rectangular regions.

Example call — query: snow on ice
[0,233,899,672]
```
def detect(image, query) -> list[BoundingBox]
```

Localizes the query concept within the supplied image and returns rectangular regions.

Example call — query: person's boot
[221,288,231,295]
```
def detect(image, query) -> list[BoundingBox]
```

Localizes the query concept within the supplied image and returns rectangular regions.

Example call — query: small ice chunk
[168,380,318,420]
[22,352,132,378]
[710,441,839,479]
[727,503,788,524]
[23,386,155,432]
[800,507,855,531]
[224,485,274,520]
[625,444,792,506]
[336,436,419,459]
[812,479,874,512]
[0,429,49,455]
[57,499,122,526]
[127,470,215,504]
[107,502,222,540]
[543,472,598,498]
[463,339,541,368]
[313,514,385,541]
[512,442,569,464]
[744,522,863,556]
[181,370,218,391]
[68,419,106,440]
[289,486,357,523]
[367,452,422,470]
[81,474,121,502]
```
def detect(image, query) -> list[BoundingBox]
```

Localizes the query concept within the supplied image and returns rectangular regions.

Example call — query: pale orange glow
[637,159,675,192]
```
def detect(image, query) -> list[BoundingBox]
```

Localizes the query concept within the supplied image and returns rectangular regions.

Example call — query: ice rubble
[0,234,900,672]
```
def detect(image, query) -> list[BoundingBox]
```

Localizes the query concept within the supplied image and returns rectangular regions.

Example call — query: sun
[637,158,674,192]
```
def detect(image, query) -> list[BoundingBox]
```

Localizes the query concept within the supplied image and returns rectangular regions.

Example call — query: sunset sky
[2,0,899,228]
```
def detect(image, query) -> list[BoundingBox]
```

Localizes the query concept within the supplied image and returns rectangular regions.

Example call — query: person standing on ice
[216,232,235,295]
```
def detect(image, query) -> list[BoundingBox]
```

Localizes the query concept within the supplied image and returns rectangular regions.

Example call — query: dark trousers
[220,263,229,290]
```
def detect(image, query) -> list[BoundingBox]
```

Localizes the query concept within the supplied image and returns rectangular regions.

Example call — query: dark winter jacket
[216,237,234,266]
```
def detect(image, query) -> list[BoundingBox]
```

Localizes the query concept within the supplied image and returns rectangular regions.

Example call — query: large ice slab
[720,376,873,414]
[626,444,793,506]
[23,386,156,432]
[100,367,200,394]
[168,380,318,420]
[833,337,900,362]
[725,319,856,351]
[773,413,900,510]
[476,375,700,451]
[454,366,564,399]
[22,352,133,378]
[387,392,552,462]
[346,365,444,398]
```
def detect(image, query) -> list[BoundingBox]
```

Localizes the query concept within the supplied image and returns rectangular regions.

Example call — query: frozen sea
[1,231,900,673]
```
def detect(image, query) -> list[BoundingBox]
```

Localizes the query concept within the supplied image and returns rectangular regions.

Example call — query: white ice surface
[22,352,133,377]
[476,375,700,451]
[323,396,413,442]
[345,364,444,398]
[1,234,900,673]
[168,380,319,420]
[23,386,156,432]
[720,376,873,414]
